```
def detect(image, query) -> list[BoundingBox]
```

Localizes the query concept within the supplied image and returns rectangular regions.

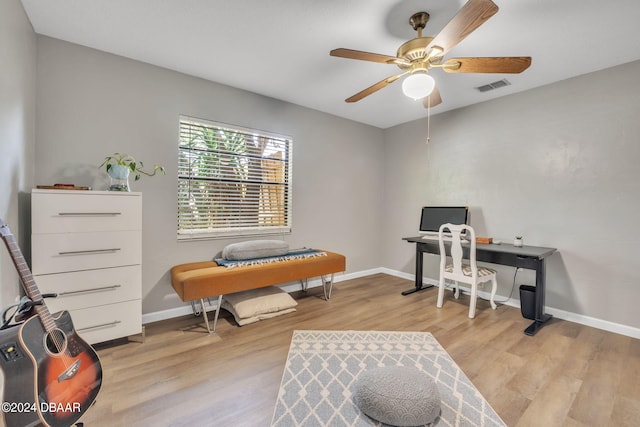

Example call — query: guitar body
[0,218,103,426]
[17,311,102,427]
[0,325,40,427]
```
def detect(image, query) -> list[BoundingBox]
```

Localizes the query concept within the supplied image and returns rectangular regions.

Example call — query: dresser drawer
[32,190,141,234]
[53,300,143,345]
[32,231,141,275]
[35,265,141,310]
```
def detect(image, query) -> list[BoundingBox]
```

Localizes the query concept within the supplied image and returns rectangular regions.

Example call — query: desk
[403,236,557,336]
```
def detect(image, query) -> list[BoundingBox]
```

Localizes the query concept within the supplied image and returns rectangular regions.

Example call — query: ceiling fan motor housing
[397,37,434,64]
[398,12,442,69]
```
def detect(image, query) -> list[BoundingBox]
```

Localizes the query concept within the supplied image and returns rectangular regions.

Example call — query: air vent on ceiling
[475,79,511,93]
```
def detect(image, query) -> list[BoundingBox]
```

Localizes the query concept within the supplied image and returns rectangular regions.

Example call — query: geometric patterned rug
[271,330,506,427]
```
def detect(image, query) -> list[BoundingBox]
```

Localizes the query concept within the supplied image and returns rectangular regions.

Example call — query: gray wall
[0,0,36,308]
[34,37,385,314]
[15,17,640,332]
[383,60,640,329]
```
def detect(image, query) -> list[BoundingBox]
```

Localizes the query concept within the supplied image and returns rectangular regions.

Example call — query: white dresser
[31,189,142,344]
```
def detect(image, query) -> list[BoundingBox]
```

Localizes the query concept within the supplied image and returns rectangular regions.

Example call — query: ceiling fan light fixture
[402,73,435,100]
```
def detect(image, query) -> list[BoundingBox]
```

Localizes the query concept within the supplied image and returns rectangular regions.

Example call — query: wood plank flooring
[81,274,640,426]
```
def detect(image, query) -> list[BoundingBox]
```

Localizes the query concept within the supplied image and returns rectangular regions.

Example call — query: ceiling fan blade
[423,86,442,108]
[425,0,499,56]
[443,57,532,73]
[330,48,408,66]
[345,73,407,103]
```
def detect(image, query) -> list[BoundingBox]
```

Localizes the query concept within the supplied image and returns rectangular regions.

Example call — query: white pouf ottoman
[353,366,441,426]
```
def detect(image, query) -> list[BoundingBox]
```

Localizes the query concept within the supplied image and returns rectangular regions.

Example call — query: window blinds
[178,117,292,238]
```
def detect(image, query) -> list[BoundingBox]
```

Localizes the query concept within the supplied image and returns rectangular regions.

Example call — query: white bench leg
[200,298,210,333]
[321,274,335,300]
[200,295,224,334]
[212,295,223,333]
[300,278,308,292]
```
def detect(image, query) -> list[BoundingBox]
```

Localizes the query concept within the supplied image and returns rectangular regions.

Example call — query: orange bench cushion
[171,250,346,302]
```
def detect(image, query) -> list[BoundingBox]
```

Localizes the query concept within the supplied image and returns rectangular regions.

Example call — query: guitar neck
[0,221,54,329]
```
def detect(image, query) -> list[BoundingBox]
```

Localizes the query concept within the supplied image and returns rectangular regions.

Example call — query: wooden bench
[171,250,346,332]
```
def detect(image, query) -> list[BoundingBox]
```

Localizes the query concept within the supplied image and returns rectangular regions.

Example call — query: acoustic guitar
[0,219,102,427]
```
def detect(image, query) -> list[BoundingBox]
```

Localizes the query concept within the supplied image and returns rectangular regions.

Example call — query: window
[178,116,292,239]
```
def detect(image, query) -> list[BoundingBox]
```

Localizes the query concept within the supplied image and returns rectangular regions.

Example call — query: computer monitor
[419,206,469,236]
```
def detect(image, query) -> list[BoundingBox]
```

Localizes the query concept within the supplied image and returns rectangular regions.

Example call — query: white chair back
[438,223,477,279]
[436,223,498,318]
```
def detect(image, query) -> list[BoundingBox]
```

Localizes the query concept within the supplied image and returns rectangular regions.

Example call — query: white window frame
[177,115,293,240]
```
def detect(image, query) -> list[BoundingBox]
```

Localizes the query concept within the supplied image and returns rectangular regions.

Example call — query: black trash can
[519,285,536,320]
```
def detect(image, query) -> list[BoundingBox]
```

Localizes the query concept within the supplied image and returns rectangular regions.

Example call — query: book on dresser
[31,189,143,345]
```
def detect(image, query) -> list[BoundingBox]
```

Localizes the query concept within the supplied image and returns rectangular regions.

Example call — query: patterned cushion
[353,366,441,426]
[445,263,496,277]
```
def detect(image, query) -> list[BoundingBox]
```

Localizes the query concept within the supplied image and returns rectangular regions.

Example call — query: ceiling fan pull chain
[426,96,431,144]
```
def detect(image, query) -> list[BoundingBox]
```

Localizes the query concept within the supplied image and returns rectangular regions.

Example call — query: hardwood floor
[82,274,640,426]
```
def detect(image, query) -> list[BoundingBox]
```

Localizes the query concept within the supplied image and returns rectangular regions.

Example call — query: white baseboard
[543,307,640,339]
[143,267,640,340]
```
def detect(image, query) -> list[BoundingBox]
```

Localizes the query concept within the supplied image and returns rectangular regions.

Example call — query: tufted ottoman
[353,366,441,426]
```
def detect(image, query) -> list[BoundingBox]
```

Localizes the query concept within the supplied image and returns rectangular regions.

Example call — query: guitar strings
[8,238,74,367]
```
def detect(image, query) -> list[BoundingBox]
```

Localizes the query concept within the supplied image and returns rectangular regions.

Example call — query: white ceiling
[21,0,640,129]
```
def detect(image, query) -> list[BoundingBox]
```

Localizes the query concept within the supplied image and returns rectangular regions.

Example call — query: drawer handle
[58,212,122,216]
[58,285,122,296]
[58,248,121,256]
[77,320,122,332]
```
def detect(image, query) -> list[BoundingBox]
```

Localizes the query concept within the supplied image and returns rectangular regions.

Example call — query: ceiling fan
[330,0,531,108]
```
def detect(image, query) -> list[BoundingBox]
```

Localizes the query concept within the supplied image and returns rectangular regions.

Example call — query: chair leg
[468,283,478,318]
[490,277,497,310]
[454,282,460,299]
[437,276,446,308]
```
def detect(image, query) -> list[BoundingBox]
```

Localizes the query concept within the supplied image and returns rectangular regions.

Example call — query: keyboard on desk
[420,233,469,243]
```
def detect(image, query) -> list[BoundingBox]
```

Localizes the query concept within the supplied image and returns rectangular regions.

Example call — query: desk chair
[436,223,497,318]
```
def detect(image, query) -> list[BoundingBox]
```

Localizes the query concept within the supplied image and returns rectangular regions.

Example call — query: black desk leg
[402,244,434,295]
[524,259,553,335]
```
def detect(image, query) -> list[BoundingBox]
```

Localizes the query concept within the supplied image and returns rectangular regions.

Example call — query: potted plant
[100,152,166,191]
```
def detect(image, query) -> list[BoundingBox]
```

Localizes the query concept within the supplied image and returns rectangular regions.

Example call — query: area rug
[271,330,506,427]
